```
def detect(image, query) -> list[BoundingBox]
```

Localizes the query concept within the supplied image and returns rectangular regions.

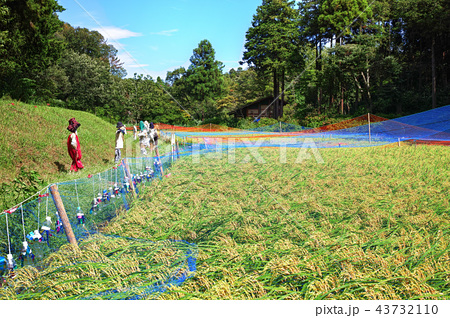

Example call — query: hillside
[0,99,123,183]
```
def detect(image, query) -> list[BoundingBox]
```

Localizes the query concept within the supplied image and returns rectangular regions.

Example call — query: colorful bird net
[0,144,197,298]
[162,105,450,149]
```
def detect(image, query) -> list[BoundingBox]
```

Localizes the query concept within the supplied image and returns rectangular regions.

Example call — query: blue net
[168,105,450,149]
[0,143,197,298]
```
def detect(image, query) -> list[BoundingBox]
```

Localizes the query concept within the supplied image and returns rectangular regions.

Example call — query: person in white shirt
[115,122,126,163]
[148,122,159,154]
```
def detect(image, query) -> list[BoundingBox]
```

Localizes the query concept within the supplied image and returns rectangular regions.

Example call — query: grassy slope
[1,99,124,183]
[4,145,449,299]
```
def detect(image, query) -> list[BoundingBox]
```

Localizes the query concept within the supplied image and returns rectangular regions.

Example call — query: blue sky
[57,0,264,79]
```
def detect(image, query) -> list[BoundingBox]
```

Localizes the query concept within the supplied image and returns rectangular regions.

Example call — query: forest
[1,0,449,127]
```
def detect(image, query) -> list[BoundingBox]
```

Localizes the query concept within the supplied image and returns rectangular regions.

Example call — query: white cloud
[151,29,179,37]
[94,26,142,41]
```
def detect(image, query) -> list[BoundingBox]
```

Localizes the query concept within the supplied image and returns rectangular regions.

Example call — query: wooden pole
[368,113,372,144]
[171,133,174,163]
[176,139,180,159]
[122,158,136,198]
[49,184,78,248]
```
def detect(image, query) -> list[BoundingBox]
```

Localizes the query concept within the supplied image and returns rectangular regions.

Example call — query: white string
[20,204,26,241]
[37,189,41,228]
[5,214,11,254]
[75,179,80,207]
[46,189,49,218]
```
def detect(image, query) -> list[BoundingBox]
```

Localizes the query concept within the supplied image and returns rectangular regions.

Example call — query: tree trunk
[443,49,448,89]
[281,69,285,118]
[273,69,279,119]
[431,35,437,109]
[318,88,322,114]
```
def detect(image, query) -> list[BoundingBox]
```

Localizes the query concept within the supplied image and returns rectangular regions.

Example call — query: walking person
[115,122,127,163]
[67,118,84,172]
[149,122,159,154]
[138,120,148,156]
[143,120,151,152]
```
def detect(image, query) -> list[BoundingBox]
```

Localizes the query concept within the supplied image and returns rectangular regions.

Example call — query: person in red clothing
[67,118,84,172]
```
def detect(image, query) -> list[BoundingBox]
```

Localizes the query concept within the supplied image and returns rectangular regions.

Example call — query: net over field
[0,144,197,299]
[160,105,450,149]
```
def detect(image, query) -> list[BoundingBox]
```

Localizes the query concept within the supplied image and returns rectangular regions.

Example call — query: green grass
[3,144,449,299]
[0,98,175,212]
[0,98,120,183]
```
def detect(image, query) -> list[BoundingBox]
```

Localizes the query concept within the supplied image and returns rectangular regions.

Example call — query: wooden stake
[122,159,136,198]
[368,113,372,144]
[49,184,78,248]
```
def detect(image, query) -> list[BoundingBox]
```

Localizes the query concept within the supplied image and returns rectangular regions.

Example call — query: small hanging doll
[102,189,110,203]
[40,216,53,247]
[146,166,154,180]
[154,159,161,174]
[113,183,121,198]
[19,241,35,267]
[6,254,16,278]
[76,206,85,225]
[96,193,102,204]
[56,218,64,234]
[90,197,99,214]
[124,177,130,193]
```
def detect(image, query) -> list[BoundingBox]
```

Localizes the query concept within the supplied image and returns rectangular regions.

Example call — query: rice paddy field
[1,144,449,300]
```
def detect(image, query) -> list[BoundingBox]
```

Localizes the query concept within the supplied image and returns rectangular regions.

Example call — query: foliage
[242,0,303,118]
[0,168,44,213]
[0,0,65,100]
[59,23,126,78]
[218,67,270,113]
[166,40,226,122]
[57,51,112,114]
[295,0,450,115]
[0,0,449,124]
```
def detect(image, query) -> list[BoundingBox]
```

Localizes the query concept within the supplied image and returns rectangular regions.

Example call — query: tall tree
[184,39,225,120]
[60,23,126,78]
[0,0,65,99]
[242,0,302,119]
[398,0,450,109]
[57,51,112,114]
